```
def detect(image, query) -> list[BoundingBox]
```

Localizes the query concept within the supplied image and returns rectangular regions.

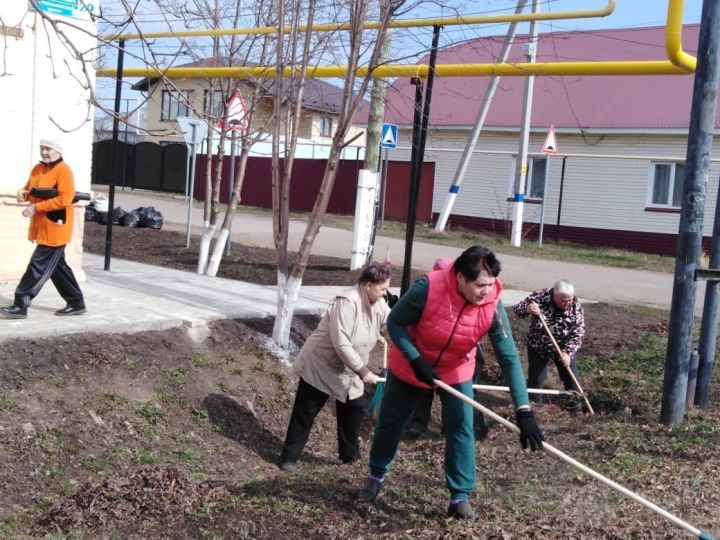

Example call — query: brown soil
[82,221,425,285]
[0,223,716,538]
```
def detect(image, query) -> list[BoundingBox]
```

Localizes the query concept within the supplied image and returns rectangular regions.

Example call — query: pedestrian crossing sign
[381,123,398,149]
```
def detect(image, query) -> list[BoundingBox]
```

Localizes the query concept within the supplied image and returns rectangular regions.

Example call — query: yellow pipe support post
[666,0,697,72]
[100,1,616,41]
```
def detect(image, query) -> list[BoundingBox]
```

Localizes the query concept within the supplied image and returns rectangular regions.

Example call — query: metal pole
[696,186,720,408]
[401,25,441,295]
[510,0,540,247]
[435,0,528,232]
[122,99,129,190]
[661,0,720,425]
[555,156,567,245]
[686,350,699,409]
[104,39,125,272]
[364,143,385,266]
[225,131,237,257]
[538,154,550,246]
[380,147,389,228]
[401,80,424,294]
[185,126,197,249]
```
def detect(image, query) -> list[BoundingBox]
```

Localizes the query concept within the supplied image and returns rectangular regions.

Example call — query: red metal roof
[381,24,718,130]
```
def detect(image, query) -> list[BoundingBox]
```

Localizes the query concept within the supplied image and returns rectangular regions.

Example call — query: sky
[94,0,706,115]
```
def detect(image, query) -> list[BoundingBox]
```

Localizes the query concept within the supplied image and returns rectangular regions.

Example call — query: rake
[435,379,715,540]
[375,378,579,398]
[367,339,387,418]
[537,312,595,415]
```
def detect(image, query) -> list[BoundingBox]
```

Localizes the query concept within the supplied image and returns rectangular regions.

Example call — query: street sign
[216,90,249,134]
[177,116,208,147]
[381,123,398,149]
[33,0,95,19]
[542,124,559,154]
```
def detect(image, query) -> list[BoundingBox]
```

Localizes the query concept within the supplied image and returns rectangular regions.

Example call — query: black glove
[410,356,439,386]
[385,292,399,308]
[516,409,544,451]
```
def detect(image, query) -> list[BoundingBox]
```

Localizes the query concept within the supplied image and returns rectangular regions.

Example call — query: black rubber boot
[356,477,384,502]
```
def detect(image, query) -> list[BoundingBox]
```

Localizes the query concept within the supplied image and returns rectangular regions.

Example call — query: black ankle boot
[1,305,27,319]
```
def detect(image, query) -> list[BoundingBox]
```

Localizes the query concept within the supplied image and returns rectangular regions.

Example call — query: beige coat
[293,285,389,402]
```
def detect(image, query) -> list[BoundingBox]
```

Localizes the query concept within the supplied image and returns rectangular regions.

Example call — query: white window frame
[507,155,547,199]
[161,89,193,121]
[320,116,333,137]
[647,161,685,208]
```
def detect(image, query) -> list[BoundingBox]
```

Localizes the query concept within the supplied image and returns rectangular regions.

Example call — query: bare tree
[270,0,403,349]
[158,0,278,276]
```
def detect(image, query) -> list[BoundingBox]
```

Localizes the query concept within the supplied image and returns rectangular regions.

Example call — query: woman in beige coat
[279,263,392,471]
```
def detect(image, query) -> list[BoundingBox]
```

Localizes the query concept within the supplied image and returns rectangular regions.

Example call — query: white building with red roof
[379,23,720,255]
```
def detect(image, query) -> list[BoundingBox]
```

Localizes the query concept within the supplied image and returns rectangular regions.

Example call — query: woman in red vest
[356,245,543,520]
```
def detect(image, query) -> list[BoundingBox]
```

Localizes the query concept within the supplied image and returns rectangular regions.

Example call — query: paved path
[0,253,530,343]
[106,188,702,312]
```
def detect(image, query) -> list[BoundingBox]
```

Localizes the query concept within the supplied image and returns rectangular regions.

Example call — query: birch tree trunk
[270,0,400,349]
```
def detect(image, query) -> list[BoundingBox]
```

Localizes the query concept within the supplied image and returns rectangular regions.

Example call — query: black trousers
[406,345,488,437]
[280,377,367,464]
[527,344,580,401]
[14,244,84,309]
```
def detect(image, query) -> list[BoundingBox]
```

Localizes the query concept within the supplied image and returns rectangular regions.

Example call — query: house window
[320,116,333,137]
[161,90,192,121]
[507,156,547,199]
[203,90,224,118]
[649,162,684,208]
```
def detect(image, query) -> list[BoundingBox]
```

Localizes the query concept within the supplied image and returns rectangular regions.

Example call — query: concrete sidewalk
[104,187,701,312]
[0,253,530,343]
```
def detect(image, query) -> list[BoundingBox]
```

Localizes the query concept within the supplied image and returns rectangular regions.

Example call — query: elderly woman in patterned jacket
[278,262,391,472]
[514,280,585,410]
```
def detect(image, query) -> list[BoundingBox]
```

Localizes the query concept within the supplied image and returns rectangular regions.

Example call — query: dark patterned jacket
[514,288,585,361]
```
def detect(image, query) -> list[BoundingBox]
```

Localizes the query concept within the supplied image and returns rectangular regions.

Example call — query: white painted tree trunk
[272,272,302,350]
[197,222,216,274]
[205,228,230,277]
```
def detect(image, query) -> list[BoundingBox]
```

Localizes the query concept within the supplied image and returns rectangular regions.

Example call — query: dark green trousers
[368,371,475,500]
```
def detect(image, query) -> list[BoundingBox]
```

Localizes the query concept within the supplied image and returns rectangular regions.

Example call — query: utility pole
[660,0,720,424]
[435,0,527,232]
[510,0,540,247]
[400,25,441,295]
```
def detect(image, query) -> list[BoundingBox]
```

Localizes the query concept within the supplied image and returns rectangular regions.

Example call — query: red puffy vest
[388,264,503,387]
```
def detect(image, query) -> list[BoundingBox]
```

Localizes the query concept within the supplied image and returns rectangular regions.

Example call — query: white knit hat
[39,137,63,154]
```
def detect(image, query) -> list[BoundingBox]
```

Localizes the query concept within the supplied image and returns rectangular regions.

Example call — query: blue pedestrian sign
[381,123,398,149]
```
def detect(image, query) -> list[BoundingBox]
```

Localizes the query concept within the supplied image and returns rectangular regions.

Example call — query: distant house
[379,24,720,255]
[132,58,366,155]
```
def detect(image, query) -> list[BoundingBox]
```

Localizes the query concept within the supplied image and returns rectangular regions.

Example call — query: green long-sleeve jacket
[388,276,530,409]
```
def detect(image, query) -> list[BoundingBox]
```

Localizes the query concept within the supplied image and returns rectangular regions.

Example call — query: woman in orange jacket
[1,138,85,319]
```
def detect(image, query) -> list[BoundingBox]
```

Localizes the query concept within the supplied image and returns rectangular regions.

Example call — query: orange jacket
[23,159,76,247]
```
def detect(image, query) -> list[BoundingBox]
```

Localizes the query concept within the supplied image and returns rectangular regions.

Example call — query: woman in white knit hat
[1,138,86,319]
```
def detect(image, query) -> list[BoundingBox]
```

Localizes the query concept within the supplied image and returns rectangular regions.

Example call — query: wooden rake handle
[433,379,712,540]
[537,312,595,416]
[381,338,388,370]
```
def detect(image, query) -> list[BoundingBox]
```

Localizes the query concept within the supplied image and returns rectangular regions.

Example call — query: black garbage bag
[84,203,98,223]
[138,206,163,230]
[121,210,141,228]
[97,211,109,225]
[111,207,127,225]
